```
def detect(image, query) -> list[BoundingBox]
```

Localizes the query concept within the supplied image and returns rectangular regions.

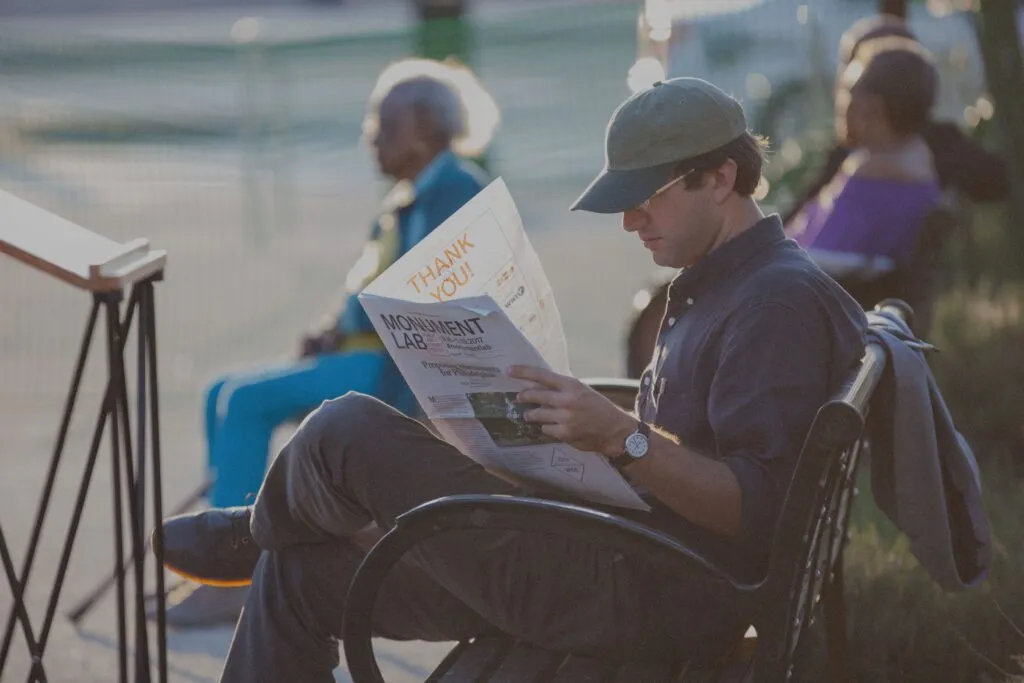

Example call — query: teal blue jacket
[335,150,489,336]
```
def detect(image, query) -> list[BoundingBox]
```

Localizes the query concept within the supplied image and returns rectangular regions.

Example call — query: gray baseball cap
[571,77,748,214]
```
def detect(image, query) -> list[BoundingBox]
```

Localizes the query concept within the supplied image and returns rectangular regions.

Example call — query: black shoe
[155,506,261,587]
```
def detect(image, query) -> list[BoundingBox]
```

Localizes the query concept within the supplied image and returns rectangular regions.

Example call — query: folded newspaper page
[362,178,569,374]
[359,179,647,510]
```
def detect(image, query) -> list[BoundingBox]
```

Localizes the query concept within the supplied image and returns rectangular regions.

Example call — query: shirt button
[667,317,677,327]
[686,297,694,306]
[642,376,651,387]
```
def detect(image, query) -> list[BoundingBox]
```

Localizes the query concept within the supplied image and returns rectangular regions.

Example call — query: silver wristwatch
[609,421,650,470]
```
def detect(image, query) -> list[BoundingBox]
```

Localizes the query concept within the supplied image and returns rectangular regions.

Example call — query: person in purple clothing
[783,14,1007,223]
[787,37,942,311]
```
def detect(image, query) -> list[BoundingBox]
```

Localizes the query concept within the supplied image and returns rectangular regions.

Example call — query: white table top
[0,189,166,292]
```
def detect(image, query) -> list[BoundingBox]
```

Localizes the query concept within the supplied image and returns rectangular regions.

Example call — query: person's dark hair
[839,14,916,67]
[853,37,938,136]
[673,132,769,196]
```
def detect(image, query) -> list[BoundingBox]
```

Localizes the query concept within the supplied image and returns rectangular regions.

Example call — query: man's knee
[307,391,399,433]
[297,391,402,453]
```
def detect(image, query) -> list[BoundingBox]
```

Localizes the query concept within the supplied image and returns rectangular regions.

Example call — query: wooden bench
[339,303,908,683]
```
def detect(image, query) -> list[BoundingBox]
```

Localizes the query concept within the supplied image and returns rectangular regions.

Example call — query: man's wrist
[603,412,639,460]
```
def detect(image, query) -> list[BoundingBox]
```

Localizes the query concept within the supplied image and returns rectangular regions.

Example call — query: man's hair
[365,58,500,157]
[673,132,769,197]
[839,14,916,67]
[853,37,938,136]
[385,76,467,147]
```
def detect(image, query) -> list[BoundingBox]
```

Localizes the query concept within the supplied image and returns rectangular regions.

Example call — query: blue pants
[203,351,395,508]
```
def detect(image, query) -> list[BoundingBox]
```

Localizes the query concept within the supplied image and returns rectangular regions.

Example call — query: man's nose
[622,209,645,233]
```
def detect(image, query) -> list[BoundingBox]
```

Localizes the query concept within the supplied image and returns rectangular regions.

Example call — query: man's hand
[512,365,744,536]
[508,365,636,458]
[298,329,345,359]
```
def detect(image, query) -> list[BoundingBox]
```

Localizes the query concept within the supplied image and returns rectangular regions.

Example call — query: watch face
[624,431,649,459]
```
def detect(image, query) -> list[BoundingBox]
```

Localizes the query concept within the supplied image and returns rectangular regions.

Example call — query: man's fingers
[516,388,569,407]
[507,365,573,390]
[523,407,568,424]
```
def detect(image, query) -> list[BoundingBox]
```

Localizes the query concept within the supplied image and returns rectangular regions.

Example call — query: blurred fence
[0,0,998,379]
[0,3,642,241]
[0,1,996,233]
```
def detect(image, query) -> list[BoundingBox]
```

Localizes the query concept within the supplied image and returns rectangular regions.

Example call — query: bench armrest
[581,377,642,392]
[342,494,753,683]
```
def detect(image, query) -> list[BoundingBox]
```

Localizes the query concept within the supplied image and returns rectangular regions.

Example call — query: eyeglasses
[636,168,697,211]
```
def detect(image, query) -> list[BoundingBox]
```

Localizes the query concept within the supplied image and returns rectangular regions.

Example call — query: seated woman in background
[787,37,942,301]
[783,14,1007,224]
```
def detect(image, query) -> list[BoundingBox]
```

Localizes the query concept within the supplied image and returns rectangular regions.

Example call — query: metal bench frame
[340,304,905,683]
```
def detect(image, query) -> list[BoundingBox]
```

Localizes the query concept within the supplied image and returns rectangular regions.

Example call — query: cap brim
[570,161,678,214]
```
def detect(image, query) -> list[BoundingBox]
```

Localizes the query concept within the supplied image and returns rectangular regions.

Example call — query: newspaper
[359,179,647,510]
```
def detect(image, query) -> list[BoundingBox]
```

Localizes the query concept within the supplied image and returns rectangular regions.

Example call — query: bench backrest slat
[755,342,886,673]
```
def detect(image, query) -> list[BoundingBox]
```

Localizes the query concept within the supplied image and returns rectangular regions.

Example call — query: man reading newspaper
[156,78,866,683]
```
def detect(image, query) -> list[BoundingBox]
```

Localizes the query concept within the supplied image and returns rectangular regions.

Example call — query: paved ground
[0,2,676,681]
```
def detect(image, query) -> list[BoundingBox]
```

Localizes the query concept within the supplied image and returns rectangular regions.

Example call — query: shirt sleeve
[708,301,833,545]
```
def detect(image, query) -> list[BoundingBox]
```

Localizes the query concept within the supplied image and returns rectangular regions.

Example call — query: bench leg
[823,562,849,683]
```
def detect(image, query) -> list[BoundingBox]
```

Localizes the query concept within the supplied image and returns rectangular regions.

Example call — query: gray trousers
[220,393,740,683]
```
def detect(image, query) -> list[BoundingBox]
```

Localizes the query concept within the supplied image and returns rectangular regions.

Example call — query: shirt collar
[413,149,455,195]
[670,215,786,294]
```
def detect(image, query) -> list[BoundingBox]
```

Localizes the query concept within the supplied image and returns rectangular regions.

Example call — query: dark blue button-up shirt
[628,215,866,581]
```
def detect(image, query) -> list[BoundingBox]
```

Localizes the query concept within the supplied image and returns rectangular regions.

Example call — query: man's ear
[711,158,738,204]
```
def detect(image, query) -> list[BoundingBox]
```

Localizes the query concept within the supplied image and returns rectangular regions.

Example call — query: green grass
[837,461,1024,683]
[832,231,1024,682]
